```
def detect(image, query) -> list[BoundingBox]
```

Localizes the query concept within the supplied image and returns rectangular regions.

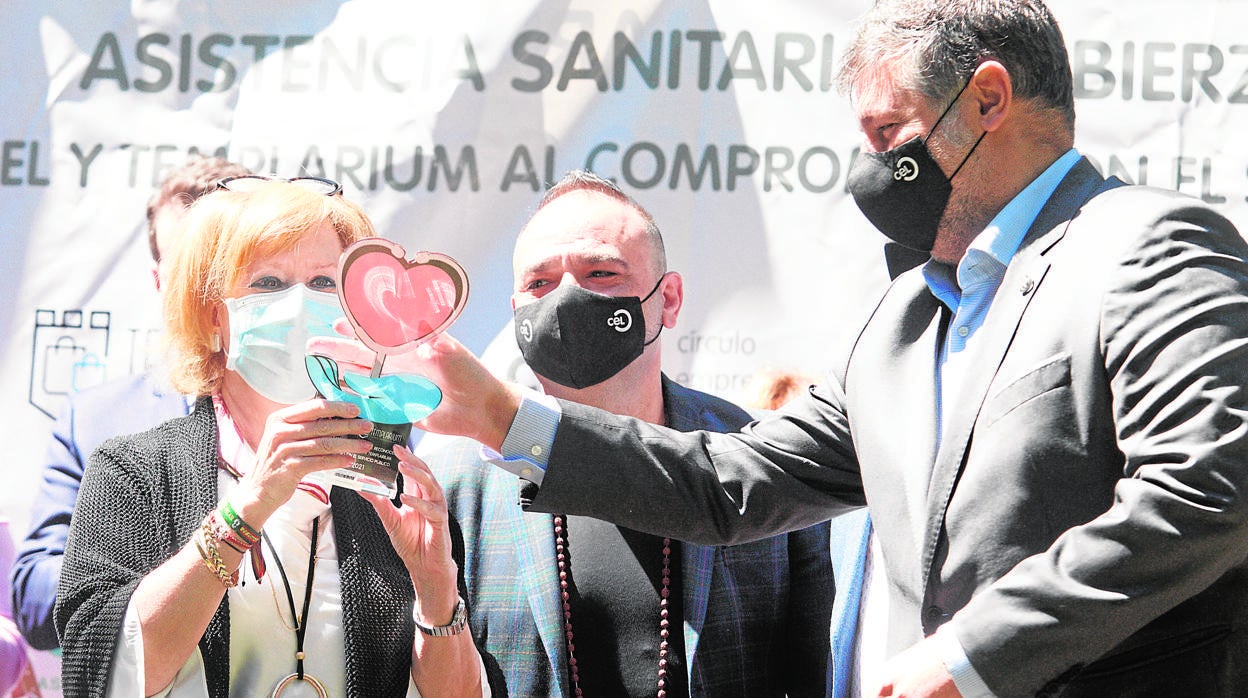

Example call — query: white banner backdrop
[3,0,1248,691]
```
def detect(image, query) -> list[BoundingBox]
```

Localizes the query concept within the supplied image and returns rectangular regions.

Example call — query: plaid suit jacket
[424,376,832,696]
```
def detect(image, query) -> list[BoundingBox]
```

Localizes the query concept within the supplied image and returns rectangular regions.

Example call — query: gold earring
[210,333,221,353]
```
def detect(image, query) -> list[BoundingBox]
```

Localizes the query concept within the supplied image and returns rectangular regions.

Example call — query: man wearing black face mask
[310,1,1248,696]
[417,170,834,697]
[847,77,987,255]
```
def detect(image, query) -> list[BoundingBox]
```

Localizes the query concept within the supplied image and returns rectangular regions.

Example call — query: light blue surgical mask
[224,283,346,404]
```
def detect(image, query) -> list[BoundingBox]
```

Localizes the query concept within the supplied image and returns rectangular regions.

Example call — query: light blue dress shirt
[923,148,1081,698]
[495,148,1084,698]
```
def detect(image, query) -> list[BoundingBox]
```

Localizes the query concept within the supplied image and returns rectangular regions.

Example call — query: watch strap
[415,596,468,637]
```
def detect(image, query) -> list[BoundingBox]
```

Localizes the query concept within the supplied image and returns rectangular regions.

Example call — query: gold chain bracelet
[194,517,241,588]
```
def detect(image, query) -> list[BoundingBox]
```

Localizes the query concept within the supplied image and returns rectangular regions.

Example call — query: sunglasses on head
[216,175,342,196]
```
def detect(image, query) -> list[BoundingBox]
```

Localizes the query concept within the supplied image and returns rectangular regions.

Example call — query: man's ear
[969,60,1012,132]
[660,272,683,328]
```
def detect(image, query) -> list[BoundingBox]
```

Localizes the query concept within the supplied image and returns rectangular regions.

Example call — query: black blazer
[55,397,471,697]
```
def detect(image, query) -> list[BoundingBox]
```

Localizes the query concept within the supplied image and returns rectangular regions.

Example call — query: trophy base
[313,421,412,499]
[316,468,399,498]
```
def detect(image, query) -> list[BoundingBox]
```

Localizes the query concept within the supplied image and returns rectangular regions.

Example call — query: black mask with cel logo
[846,80,986,252]
[514,276,664,389]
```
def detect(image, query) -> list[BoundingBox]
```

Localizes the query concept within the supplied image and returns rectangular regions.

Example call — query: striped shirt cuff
[481,390,561,486]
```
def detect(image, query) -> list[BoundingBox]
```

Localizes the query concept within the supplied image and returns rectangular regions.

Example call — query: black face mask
[846,81,986,252]
[514,276,665,389]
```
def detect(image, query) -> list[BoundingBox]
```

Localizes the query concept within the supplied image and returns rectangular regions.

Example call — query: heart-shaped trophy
[305,237,469,498]
[338,238,468,368]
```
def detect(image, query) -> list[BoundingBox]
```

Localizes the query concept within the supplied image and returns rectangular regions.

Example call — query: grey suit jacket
[427,377,833,697]
[528,159,1248,696]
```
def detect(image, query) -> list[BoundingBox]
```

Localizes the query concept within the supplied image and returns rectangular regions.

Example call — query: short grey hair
[837,0,1074,131]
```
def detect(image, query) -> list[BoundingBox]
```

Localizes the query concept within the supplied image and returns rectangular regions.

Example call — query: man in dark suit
[313,1,1248,695]
[10,156,248,649]
[421,171,834,696]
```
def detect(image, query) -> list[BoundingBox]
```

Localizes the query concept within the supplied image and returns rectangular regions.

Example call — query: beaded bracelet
[219,501,261,548]
[206,510,251,554]
[204,509,268,581]
[194,519,240,588]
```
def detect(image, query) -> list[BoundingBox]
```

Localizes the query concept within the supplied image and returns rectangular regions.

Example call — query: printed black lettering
[773,33,814,91]
[557,31,608,91]
[151,145,180,187]
[1105,154,1149,186]
[512,31,553,92]
[667,31,682,89]
[1142,42,1176,101]
[133,33,173,92]
[0,141,49,186]
[763,147,795,192]
[178,34,193,92]
[1228,46,1248,103]
[820,34,835,91]
[717,32,765,90]
[300,145,327,178]
[501,145,542,192]
[668,144,721,191]
[726,145,759,191]
[1173,156,1197,192]
[428,145,478,191]
[458,36,485,91]
[620,141,665,189]
[1122,41,1135,100]
[798,147,838,193]
[1182,43,1222,102]
[197,34,236,92]
[121,144,150,186]
[1200,158,1226,204]
[684,30,723,90]
[2,141,25,185]
[383,146,423,192]
[614,31,662,90]
[1072,40,1114,99]
[335,146,368,191]
[240,34,281,63]
[584,142,618,176]
[70,143,104,187]
[26,141,50,186]
[81,32,129,90]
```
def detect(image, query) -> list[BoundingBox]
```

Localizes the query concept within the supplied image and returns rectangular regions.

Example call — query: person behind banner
[55,176,486,697]
[10,155,250,651]
[420,170,833,696]
[312,0,1248,695]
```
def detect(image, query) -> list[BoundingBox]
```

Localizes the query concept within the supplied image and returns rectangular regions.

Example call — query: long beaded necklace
[553,515,673,697]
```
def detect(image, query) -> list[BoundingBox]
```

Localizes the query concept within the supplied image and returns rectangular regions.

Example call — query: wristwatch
[415,596,468,637]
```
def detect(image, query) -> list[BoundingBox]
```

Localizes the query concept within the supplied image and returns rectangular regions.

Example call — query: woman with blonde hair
[56,177,486,697]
